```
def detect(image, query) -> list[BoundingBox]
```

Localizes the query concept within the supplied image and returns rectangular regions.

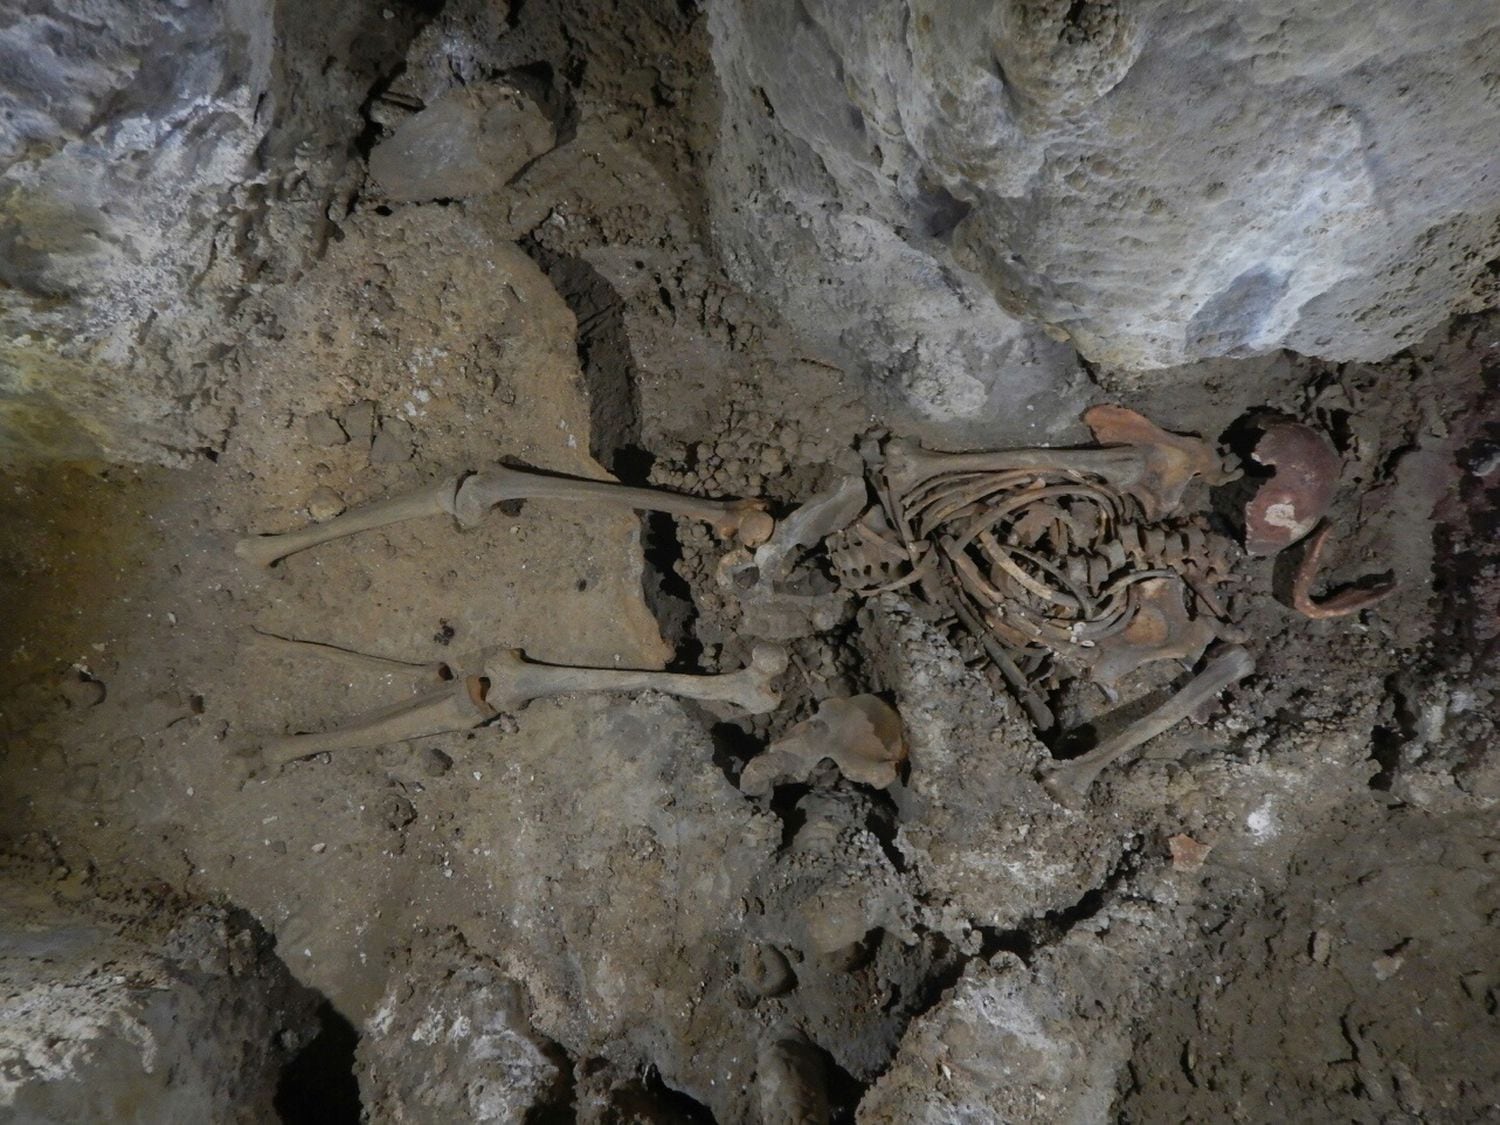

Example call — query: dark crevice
[520,240,704,670]
[707,717,764,788]
[769,782,813,849]
[639,1066,716,1122]
[863,791,907,874]
[274,999,362,1124]
[895,840,1142,1029]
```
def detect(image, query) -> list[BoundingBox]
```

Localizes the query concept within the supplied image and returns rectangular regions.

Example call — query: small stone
[306,487,346,522]
[1167,833,1212,871]
[423,747,453,776]
[1372,953,1405,981]
[59,673,106,709]
[1467,443,1500,478]
[370,430,411,464]
[1309,929,1332,965]
[304,413,348,447]
[340,400,378,447]
[371,417,414,464]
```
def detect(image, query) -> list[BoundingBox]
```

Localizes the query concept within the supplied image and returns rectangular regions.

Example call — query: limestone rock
[707,0,1500,420]
[368,84,555,203]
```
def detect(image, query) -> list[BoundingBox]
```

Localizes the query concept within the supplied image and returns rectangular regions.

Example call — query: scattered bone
[1289,522,1398,619]
[756,1031,830,1125]
[871,409,1236,711]
[370,427,412,464]
[339,400,377,447]
[1082,404,1238,519]
[257,679,489,767]
[1038,645,1255,806]
[1244,421,1341,556]
[449,467,773,544]
[237,465,772,566]
[739,695,906,795]
[251,643,788,768]
[475,643,788,715]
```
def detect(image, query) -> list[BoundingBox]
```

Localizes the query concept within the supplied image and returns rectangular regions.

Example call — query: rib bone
[1038,645,1254,806]
[252,643,789,767]
[236,465,773,566]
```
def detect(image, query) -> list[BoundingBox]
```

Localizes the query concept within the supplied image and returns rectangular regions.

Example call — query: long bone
[236,465,774,567]
[1037,645,1254,806]
[252,642,789,768]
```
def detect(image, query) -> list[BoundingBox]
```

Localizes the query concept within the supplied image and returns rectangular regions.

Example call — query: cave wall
[706,0,1500,430]
[0,0,429,462]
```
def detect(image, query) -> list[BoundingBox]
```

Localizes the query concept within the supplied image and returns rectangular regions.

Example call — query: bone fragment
[884,407,1231,524]
[1038,645,1254,806]
[251,644,788,767]
[739,695,906,795]
[236,466,772,566]
[1289,522,1398,619]
[1082,405,1236,518]
[235,475,464,566]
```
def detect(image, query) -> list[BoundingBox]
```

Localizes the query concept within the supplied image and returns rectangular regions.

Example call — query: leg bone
[235,465,772,567]
[236,476,464,567]
[479,643,789,715]
[1038,645,1254,807]
[249,644,789,768]
[256,679,488,768]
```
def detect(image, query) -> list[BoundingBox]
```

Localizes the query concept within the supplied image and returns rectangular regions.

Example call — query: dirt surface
[2,0,1498,1120]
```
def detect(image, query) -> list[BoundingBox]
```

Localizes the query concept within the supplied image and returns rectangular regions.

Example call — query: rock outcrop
[707,0,1500,427]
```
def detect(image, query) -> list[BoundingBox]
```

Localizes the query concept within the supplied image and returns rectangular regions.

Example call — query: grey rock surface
[0,0,424,462]
[368,84,555,203]
[707,0,1500,421]
[0,864,317,1121]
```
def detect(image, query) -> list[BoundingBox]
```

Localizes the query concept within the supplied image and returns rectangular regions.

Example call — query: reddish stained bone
[1082,405,1237,520]
[1290,522,1398,619]
[1244,422,1341,556]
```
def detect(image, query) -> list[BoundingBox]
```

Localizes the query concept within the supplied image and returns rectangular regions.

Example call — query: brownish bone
[452,467,774,544]
[258,680,485,767]
[235,476,465,566]
[1038,645,1254,806]
[478,643,789,714]
[1290,522,1398,619]
[244,629,451,681]
[251,644,789,767]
